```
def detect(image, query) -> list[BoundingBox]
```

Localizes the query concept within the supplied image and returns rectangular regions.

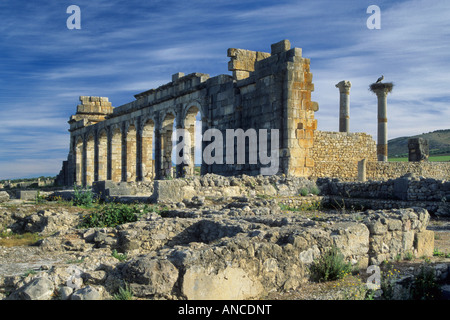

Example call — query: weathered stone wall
[149,173,317,203]
[317,175,450,216]
[60,40,320,186]
[311,131,377,180]
[361,208,433,265]
[56,40,450,186]
[366,161,450,181]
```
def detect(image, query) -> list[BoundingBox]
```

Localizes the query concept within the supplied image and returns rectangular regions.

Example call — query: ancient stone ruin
[55,40,450,186]
[408,138,429,162]
[2,41,450,302]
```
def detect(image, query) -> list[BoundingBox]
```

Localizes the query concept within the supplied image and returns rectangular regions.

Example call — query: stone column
[357,159,367,182]
[153,128,162,180]
[370,83,393,162]
[335,80,351,133]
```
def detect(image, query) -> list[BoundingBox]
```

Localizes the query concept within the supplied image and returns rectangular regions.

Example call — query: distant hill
[388,129,450,158]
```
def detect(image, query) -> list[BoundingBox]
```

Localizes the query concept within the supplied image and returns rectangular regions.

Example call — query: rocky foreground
[0,174,449,300]
[0,195,447,300]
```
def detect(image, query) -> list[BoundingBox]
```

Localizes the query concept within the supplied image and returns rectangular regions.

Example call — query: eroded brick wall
[311,131,377,180]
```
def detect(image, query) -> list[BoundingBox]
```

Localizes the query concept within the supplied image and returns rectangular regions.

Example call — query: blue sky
[1,0,449,179]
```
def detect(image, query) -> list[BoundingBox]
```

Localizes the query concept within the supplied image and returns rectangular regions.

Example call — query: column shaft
[335,80,351,133]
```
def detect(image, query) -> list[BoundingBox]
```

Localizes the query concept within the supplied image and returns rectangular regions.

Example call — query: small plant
[404,251,414,261]
[73,185,95,207]
[113,283,133,300]
[335,273,376,300]
[310,186,320,195]
[34,191,46,204]
[22,269,37,277]
[299,188,308,196]
[380,267,400,300]
[309,246,352,282]
[112,249,128,262]
[411,263,441,300]
[433,248,450,258]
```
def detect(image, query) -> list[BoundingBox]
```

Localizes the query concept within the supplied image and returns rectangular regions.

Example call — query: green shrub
[73,185,95,207]
[79,203,144,228]
[404,251,414,261]
[309,246,352,282]
[310,186,320,195]
[411,264,442,300]
[299,188,308,196]
[380,265,401,300]
[112,249,128,262]
[34,191,46,204]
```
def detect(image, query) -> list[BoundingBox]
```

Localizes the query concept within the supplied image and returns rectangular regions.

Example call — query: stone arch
[181,100,205,123]
[125,122,137,182]
[75,136,83,185]
[86,133,95,186]
[160,111,176,178]
[110,125,122,182]
[97,129,108,181]
[141,117,155,181]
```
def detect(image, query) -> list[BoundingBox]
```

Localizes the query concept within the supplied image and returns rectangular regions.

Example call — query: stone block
[71,286,101,300]
[271,40,291,55]
[151,179,189,203]
[18,277,54,300]
[16,190,38,201]
[408,138,429,162]
[182,265,264,300]
[414,230,434,257]
[172,72,185,82]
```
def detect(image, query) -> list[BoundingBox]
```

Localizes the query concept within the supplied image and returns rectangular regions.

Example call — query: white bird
[376,75,384,83]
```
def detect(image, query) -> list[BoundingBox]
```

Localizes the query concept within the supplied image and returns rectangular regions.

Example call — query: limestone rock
[58,286,73,300]
[182,265,264,300]
[0,191,10,203]
[414,230,434,257]
[71,286,101,300]
[121,255,179,298]
[16,277,54,300]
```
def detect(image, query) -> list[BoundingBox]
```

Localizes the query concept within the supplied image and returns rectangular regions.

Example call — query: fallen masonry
[1,174,449,300]
[0,195,444,300]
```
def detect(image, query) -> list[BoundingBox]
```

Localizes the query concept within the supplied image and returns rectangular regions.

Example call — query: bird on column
[376,75,384,83]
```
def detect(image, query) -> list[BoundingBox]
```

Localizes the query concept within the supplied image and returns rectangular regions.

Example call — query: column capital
[335,80,352,93]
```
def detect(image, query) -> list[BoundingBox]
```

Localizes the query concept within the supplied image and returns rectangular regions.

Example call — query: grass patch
[0,230,42,247]
[279,200,322,212]
[389,155,450,162]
